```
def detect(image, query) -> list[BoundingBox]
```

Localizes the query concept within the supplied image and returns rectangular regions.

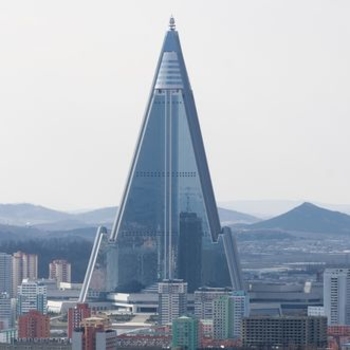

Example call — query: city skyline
[1,1,349,210]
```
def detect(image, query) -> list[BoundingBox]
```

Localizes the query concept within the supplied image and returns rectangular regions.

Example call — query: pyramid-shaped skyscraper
[107,18,241,293]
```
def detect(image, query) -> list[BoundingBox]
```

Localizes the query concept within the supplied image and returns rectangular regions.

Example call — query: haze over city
[1,0,349,211]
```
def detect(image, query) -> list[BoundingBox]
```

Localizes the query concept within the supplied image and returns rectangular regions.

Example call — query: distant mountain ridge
[2,202,350,242]
[249,202,350,234]
[0,203,258,232]
[219,200,350,218]
[218,207,259,225]
[74,207,117,224]
[0,203,71,225]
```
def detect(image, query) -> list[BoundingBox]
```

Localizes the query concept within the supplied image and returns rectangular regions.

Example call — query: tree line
[0,237,93,282]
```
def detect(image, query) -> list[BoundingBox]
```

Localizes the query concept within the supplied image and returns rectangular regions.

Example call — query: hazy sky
[0,1,349,211]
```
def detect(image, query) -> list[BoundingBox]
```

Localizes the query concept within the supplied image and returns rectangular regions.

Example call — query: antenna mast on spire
[169,16,176,31]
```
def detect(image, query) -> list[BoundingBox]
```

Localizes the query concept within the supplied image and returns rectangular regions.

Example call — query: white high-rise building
[158,280,187,325]
[213,291,249,340]
[194,287,232,320]
[0,253,13,296]
[49,259,71,286]
[213,295,231,340]
[324,268,350,325]
[0,293,16,329]
[231,291,250,338]
[12,251,38,296]
[17,279,47,316]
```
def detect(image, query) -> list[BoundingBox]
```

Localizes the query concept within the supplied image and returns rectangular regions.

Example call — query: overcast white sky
[0,1,349,211]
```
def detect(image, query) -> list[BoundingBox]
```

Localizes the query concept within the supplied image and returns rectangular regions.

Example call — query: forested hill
[0,237,93,282]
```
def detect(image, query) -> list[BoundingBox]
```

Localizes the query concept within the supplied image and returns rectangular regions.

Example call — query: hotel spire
[169,16,176,31]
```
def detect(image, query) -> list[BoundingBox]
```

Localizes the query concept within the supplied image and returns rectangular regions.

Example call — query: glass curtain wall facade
[107,18,227,292]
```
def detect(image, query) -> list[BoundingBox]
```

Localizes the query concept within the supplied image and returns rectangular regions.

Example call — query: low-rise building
[242,315,327,348]
[18,310,50,339]
[0,339,71,349]
[72,316,116,350]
